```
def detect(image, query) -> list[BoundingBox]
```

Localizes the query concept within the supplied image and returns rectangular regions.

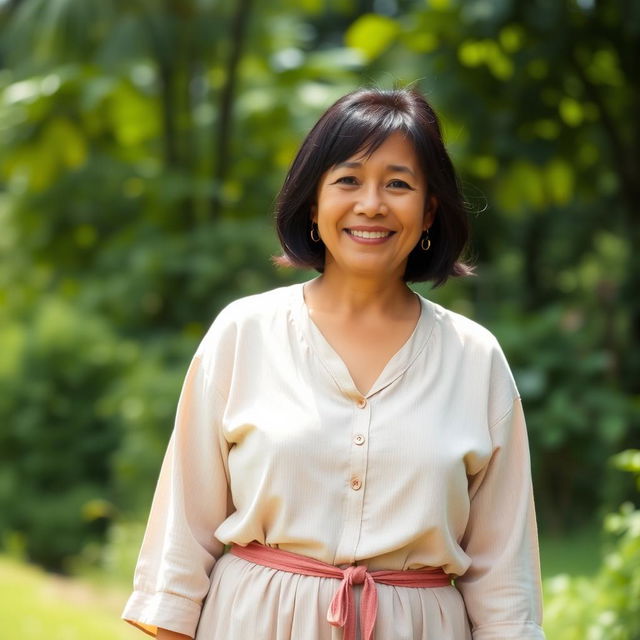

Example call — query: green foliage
[381,0,639,530]
[539,525,602,581]
[345,14,399,61]
[0,0,638,572]
[490,303,636,528]
[544,452,640,639]
[0,299,125,570]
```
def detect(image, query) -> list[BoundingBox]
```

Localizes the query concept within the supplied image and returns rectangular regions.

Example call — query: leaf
[107,82,160,146]
[298,0,323,13]
[345,14,400,61]
[559,97,584,127]
[611,450,640,474]
[458,39,513,79]
[495,160,547,214]
[427,0,450,10]
[469,155,498,179]
[499,24,524,52]
[545,159,574,205]
[401,31,438,53]
[45,117,88,169]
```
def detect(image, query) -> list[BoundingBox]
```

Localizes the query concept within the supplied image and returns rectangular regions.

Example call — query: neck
[305,265,416,318]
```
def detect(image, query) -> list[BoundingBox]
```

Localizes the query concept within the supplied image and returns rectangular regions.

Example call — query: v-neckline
[295,281,434,398]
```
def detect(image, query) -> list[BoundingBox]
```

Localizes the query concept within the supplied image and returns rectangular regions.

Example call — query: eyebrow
[334,161,416,178]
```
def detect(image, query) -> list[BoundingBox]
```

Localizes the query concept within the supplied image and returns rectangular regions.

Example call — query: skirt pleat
[195,553,472,639]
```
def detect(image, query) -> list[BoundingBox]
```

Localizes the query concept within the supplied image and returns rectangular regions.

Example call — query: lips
[345,229,393,240]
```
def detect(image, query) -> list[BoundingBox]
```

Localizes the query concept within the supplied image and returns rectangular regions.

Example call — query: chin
[337,260,404,280]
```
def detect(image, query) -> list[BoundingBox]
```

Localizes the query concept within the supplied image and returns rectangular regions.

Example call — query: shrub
[0,298,125,571]
[544,450,640,639]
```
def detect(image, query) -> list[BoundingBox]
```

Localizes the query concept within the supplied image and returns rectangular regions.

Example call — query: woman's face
[312,132,436,282]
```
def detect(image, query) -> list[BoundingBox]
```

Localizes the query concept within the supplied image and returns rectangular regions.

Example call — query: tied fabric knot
[230,542,451,640]
[345,565,368,585]
[327,565,378,640]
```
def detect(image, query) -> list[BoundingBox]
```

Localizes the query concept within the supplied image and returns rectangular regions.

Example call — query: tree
[344,0,639,528]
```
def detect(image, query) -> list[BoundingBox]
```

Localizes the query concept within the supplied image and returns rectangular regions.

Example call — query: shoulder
[196,284,299,357]
[427,299,502,354]
[423,297,520,417]
[212,284,302,327]
[216,284,297,324]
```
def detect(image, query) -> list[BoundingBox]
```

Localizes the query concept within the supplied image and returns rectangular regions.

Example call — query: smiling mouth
[346,229,394,239]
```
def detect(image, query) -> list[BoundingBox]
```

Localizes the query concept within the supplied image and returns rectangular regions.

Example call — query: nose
[354,185,387,217]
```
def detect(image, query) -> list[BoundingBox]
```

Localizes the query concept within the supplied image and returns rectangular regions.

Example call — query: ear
[423,195,437,230]
[310,204,318,224]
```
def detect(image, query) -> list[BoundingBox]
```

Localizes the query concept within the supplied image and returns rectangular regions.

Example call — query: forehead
[347,131,417,162]
[325,132,423,181]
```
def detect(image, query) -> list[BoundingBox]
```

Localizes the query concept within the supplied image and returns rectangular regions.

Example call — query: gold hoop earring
[310,224,320,243]
[420,231,431,252]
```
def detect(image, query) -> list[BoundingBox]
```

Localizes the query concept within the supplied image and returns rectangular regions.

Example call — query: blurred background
[0,0,638,638]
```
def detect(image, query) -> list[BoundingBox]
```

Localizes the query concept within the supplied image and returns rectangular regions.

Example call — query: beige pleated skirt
[195,553,472,639]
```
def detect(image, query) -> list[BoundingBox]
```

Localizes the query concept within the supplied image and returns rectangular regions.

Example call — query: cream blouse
[123,282,544,639]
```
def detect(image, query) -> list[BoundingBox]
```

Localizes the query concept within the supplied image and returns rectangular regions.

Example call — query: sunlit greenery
[0,555,139,640]
[0,0,637,636]
[544,452,640,639]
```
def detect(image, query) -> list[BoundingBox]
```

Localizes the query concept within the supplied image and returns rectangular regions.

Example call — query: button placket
[334,396,372,565]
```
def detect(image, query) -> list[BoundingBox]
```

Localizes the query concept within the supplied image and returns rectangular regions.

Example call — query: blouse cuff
[122,589,203,638]
[472,621,545,640]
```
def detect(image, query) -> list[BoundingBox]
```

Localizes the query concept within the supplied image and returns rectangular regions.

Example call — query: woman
[122,88,545,640]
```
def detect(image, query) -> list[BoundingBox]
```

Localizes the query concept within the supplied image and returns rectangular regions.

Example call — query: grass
[0,524,604,640]
[539,523,603,579]
[0,555,141,640]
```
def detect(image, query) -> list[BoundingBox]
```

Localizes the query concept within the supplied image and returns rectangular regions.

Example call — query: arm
[456,397,545,640]
[157,629,192,640]
[122,350,231,638]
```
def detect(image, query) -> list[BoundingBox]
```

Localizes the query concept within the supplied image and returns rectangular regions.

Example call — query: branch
[134,0,179,169]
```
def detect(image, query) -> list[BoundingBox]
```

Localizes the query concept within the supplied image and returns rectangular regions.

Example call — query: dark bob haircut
[275,88,473,285]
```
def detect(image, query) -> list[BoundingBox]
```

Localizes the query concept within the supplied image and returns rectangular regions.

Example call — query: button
[356,397,367,409]
[351,477,362,491]
[353,434,365,446]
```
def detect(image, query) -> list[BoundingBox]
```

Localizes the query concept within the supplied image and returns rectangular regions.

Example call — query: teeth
[349,229,392,239]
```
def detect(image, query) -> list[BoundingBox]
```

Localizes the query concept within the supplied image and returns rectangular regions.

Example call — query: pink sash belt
[230,542,451,640]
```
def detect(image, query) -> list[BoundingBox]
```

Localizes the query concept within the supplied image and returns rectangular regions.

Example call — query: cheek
[315,196,344,225]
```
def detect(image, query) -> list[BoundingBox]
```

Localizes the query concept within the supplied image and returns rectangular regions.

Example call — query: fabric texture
[122,282,545,639]
[230,541,451,640]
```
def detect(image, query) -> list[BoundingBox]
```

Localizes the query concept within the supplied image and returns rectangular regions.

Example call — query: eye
[334,176,359,186]
[388,179,414,190]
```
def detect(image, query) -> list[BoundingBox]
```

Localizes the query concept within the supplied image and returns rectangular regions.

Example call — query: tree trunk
[211,0,254,220]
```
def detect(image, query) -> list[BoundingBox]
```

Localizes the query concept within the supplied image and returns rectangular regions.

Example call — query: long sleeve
[122,350,231,638]
[121,285,547,639]
[456,397,545,640]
